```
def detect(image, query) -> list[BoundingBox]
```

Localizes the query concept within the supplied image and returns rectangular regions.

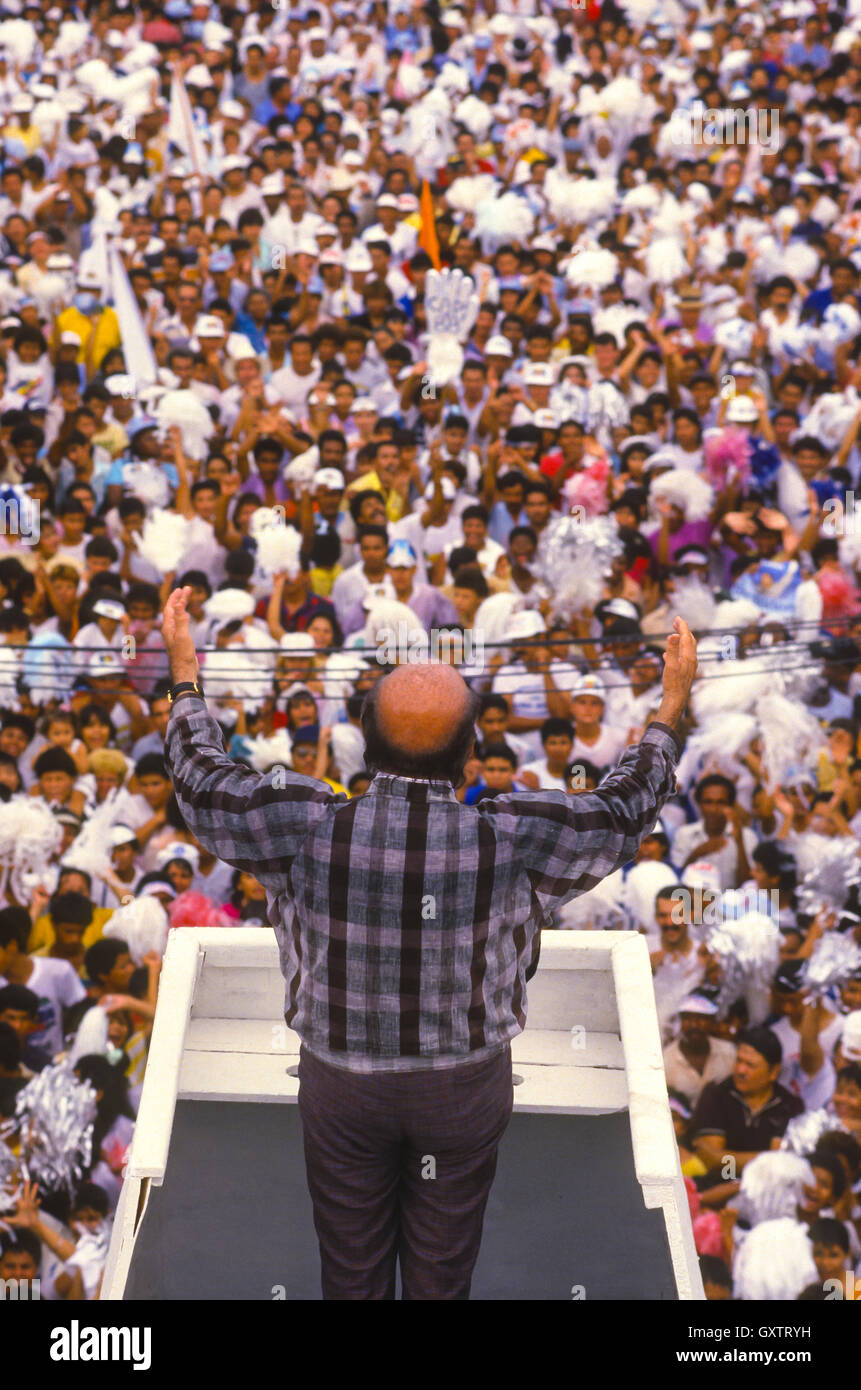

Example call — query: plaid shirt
[166,698,681,1072]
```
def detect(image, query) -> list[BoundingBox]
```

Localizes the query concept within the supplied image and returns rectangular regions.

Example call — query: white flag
[108,242,158,390]
[168,68,207,177]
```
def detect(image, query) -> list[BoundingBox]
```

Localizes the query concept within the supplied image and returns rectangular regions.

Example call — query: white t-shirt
[772,1013,843,1110]
[521,757,567,791]
[491,660,582,755]
[570,726,627,770]
[25,956,87,1062]
[670,819,758,891]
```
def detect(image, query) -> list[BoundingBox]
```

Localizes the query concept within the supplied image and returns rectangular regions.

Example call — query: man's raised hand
[658,616,698,729]
[162,587,199,685]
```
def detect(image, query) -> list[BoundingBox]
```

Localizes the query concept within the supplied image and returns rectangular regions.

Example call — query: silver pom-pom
[706,911,781,1025]
[1,1059,97,1194]
[780,1108,848,1157]
[796,837,861,920]
[804,933,861,1000]
[0,1137,20,1220]
[536,515,623,622]
[736,1152,814,1227]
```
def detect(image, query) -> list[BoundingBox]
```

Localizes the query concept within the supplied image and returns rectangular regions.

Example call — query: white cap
[507,610,546,641]
[185,64,213,87]
[571,673,606,701]
[11,92,34,113]
[76,267,103,289]
[524,362,555,386]
[319,249,342,266]
[88,650,124,678]
[195,314,225,338]
[533,408,559,429]
[222,154,250,173]
[308,25,327,39]
[486,334,513,356]
[315,222,338,239]
[261,172,285,196]
[352,396,378,413]
[156,841,200,871]
[110,825,138,848]
[92,598,126,622]
[60,330,82,346]
[220,99,246,121]
[376,193,399,208]
[345,243,373,272]
[313,467,345,491]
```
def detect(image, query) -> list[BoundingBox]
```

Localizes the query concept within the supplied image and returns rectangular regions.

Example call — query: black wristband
[168,681,204,706]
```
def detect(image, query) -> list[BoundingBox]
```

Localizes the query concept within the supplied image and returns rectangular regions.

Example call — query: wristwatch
[167,681,205,706]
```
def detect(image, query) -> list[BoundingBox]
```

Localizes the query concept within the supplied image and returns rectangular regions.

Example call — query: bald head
[362,662,479,782]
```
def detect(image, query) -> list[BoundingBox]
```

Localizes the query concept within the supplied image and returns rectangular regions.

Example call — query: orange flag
[418,179,441,270]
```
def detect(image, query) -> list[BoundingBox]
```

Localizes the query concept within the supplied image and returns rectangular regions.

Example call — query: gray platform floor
[124,1101,677,1300]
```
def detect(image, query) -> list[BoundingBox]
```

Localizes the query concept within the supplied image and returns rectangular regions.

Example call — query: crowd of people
[2,0,861,1302]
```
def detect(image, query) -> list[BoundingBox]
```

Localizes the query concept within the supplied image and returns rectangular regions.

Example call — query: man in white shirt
[269,334,322,414]
[670,774,758,891]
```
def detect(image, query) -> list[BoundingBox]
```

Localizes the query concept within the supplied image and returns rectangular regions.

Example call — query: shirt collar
[365,773,457,801]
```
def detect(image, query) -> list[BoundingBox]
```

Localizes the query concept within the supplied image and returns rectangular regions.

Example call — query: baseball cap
[387,539,418,568]
[571,673,606,701]
[523,362,555,386]
[312,467,345,491]
[60,330,82,346]
[678,993,719,1016]
[507,610,546,641]
[76,268,103,289]
[222,154,250,173]
[486,335,514,357]
[352,396,378,414]
[209,250,233,273]
[195,314,225,339]
[92,598,126,622]
[376,193,399,208]
[110,825,138,848]
[87,650,124,679]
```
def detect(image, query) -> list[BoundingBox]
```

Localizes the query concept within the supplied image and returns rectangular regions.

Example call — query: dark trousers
[297,1043,513,1300]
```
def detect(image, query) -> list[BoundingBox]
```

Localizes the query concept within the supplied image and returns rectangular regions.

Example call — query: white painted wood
[105,926,704,1299]
[126,930,202,1181]
[101,1176,150,1302]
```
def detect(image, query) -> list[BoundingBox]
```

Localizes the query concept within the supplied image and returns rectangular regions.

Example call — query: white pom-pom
[202,649,270,701]
[135,509,190,576]
[122,462,170,511]
[155,389,215,460]
[644,237,687,285]
[736,1153,815,1227]
[0,798,64,903]
[592,304,641,348]
[453,97,493,140]
[566,248,619,289]
[62,796,124,883]
[781,241,821,284]
[537,515,624,621]
[203,589,256,624]
[253,520,303,579]
[9,1059,97,1193]
[283,446,319,494]
[623,860,679,931]
[246,729,293,773]
[649,469,714,522]
[475,193,535,250]
[755,689,826,788]
[103,894,169,965]
[622,184,661,214]
[444,174,498,214]
[805,933,861,998]
[733,1219,817,1301]
[67,1006,110,1067]
[707,911,781,1024]
[671,578,717,632]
